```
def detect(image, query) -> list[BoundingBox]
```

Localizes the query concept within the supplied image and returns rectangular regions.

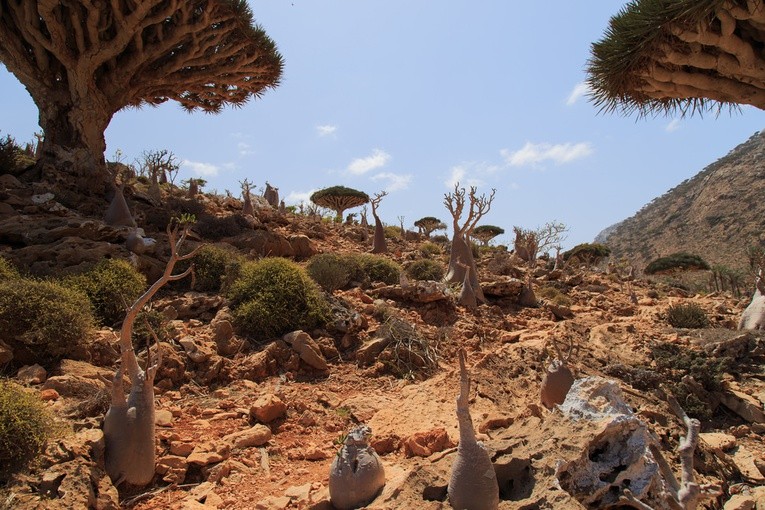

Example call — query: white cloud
[182,159,220,177]
[501,142,593,167]
[286,189,316,205]
[316,124,337,137]
[444,164,485,188]
[566,82,591,105]
[347,149,391,175]
[371,172,412,192]
[665,118,681,132]
[237,142,254,156]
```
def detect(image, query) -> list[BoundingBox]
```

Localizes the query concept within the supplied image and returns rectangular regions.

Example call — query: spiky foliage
[645,252,710,275]
[310,186,370,222]
[587,0,764,117]
[471,225,505,247]
[0,0,283,184]
[414,216,447,238]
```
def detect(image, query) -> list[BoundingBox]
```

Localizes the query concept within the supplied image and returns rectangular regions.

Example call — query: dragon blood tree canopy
[0,0,283,192]
[587,0,765,117]
[310,186,370,221]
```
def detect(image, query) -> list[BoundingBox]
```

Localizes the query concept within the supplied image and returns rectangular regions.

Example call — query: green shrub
[0,380,50,469]
[352,254,401,285]
[383,225,402,239]
[63,259,146,326]
[431,234,449,244]
[0,279,93,365]
[307,253,351,292]
[228,258,329,341]
[0,257,19,280]
[191,244,243,293]
[538,286,572,307]
[406,259,444,281]
[666,302,709,328]
[645,252,710,275]
[133,309,170,348]
[419,242,442,258]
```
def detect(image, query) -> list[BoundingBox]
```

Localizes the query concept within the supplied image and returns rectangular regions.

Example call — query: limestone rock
[17,363,46,384]
[283,330,328,371]
[250,394,287,423]
[288,234,317,259]
[223,424,272,449]
[556,377,666,509]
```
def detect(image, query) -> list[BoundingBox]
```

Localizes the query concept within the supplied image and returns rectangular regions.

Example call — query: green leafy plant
[645,252,710,275]
[419,241,442,258]
[62,259,146,326]
[352,254,401,285]
[406,259,445,281]
[0,279,94,365]
[228,258,329,341]
[307,253,352,292]
[188,244,243,293]
[666,302,709,329]
[0,380,50,471]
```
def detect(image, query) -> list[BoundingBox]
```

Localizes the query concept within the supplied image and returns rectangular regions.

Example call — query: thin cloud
[182,159,220,177]
[444,164,485,188]
[347,149,391,175]
[316,124,337,137]
[371,172,412,192]
[237,141,254,156]
[501,142,593,167]
[566,82,591,105]
[286,189,317,205]
[665,119,681,132]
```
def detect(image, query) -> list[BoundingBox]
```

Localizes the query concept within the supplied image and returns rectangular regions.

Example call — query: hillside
[596,130,765,273]
[1,171,765,509]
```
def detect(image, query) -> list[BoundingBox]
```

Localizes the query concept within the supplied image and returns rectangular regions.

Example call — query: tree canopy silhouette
[0,0,283,191]
[588,0,765,117]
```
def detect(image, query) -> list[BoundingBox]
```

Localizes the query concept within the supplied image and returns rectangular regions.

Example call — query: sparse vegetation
[0,257,19,280]
[666,302,709,329]
[228,258,330,341]
[0,380,50,471]
[406,259,445,281]
[645,252,710,275]
[0,278,93,365]
[538,286,572,307]
[62,259,146,326]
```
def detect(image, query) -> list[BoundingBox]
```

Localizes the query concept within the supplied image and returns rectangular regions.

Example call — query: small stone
[723,494,755,510]
[250,394,287,423]
[155,409,174,427]
[187,449,228,466]
[285,483,312,502]
[700,432,737,452]
[40,388,59,401]
[170,441,195,457]
[303,447,328,461]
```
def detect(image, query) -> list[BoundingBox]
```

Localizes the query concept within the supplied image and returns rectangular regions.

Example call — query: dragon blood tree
[0,0,283,193]
[310,186,370,223]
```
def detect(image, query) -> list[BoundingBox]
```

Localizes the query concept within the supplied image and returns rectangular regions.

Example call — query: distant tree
[588,1,765,116]
[240,178,256,217]
[137,149,179,203]
[444,183,496,303]
[414,216,446,239]
[310,186,370,222]
[563,243,611,266]
[514,221,568,264]
[370,191,388,254]
[471,225,505,247]
[0,1,283,192]
[645,253,710,275]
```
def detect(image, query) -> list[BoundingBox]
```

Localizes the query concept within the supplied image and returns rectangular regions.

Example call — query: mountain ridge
[596,129,765,273]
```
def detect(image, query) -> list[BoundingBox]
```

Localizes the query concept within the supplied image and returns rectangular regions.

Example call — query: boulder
[250,394,287,423]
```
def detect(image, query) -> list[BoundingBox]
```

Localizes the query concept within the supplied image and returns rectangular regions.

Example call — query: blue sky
[2,1,764,249]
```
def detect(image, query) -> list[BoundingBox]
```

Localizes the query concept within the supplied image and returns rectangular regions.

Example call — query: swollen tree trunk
[371,213,387,254]
[104,224,198,487]
[448,349,499,510]
[446,233,485,303]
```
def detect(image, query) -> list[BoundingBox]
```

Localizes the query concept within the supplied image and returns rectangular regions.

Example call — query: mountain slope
[597,130,765,273]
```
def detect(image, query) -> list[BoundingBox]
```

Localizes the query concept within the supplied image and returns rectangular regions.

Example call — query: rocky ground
[1,174,765,509]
